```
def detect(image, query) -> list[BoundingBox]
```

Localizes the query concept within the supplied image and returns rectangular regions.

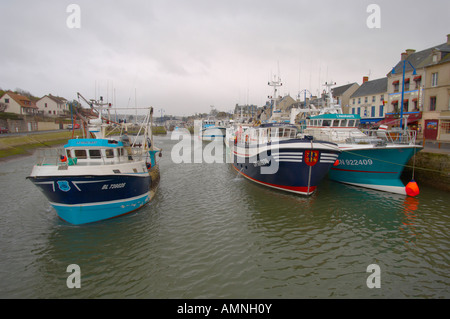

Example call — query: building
[349,77,387,125]
[0,91,39,115]
[331,82,359,113]
[386,35,450,140]
[421,36,450,142]
[36,94,69,117]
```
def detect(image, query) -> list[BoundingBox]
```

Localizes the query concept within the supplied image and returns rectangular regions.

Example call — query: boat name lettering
[101,183,126,190]
[339,159,373,166]
[253,158,270,167]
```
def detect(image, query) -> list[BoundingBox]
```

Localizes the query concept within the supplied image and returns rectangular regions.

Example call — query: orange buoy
[405,180,419,197]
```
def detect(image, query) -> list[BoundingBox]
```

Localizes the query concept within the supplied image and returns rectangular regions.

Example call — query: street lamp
[391,60,417,129]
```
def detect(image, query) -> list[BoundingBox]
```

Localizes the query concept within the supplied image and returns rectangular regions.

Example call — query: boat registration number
[340,159,373,166]
[102,183,126,190]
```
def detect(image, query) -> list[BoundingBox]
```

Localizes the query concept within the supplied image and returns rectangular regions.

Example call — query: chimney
[406,49,416,56]
[401,52,408,61]
[447,34,450,45]
[363,76,369,83]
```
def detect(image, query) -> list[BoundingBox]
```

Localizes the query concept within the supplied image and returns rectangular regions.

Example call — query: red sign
[305,150,319,166]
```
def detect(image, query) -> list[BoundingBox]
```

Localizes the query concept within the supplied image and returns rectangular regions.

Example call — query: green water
[0,135,448,298]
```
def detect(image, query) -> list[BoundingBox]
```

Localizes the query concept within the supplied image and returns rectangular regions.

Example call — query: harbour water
[0,134,449,299]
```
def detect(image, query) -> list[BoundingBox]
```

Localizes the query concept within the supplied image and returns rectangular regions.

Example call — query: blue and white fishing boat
[295,83,422,195]
[200,118,226,141]
[27,94,161,225]
[231,123,341,195]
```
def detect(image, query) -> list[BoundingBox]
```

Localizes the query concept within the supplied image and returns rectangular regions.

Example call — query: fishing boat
[199,118,227,141]
[27,94,161,225]
[231,123,341,195]
[294,83,422,196]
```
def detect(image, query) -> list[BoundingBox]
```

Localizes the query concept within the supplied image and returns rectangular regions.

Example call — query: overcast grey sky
[1,0,449,115]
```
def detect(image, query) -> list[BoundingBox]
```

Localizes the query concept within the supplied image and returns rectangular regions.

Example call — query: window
[379,105,384,117]
[430,96,437,111]
[74,150,87,159]
[353,99,355,105]
[358,98,361,104]
[105,149,114,158]
[340,119,348,127]
[405,78,410,91]
[5,98,9,103]
[380,95,384,102]
[403,100,409,112]
[371,106,375,117]
[348,120,355,127]
[352,108,355,114]
[372,96,376,102]
[393,81,399,92]
[45,103,47,108]
[431,73,438,87]
[89,149,101,159]
[323,120,331,127]
[357,108,361,115]
[365,97,368,103]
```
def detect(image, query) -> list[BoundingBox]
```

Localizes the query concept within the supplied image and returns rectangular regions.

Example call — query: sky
[1,0,449,116]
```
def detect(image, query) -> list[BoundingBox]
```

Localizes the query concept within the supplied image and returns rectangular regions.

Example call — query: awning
[361,118,383,124]
[391,100,398,104]
[378,112,422,125]
[392,80,399,85]
[414,76,422,81]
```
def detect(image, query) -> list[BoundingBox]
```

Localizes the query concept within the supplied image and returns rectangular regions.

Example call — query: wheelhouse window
[74,149,87,159]
[89,149,101,159]
[340,119,348,127]
[105,149,114,158]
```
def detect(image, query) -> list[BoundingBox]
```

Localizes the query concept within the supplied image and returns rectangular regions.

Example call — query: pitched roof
[350,77,387,98]
[2,91,38,109]
[389,41,450,75]
[331,83,358,96]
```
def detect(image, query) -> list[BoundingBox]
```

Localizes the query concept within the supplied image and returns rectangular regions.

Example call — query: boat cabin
[63,138,132,165]
[305,114,361,128]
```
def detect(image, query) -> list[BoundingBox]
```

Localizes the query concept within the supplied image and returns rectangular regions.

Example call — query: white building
[36,94,69,117]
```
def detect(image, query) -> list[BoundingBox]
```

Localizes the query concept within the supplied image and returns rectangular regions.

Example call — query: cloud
[0,0,449,115]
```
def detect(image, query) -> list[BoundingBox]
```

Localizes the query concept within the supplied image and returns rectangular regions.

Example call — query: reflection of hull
[232,139,340,195]
[28,165,159,225]
[329,146,420,195]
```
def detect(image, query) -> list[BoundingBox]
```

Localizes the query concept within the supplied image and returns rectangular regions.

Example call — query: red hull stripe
[233,165,317,193]
[331,167,397,174]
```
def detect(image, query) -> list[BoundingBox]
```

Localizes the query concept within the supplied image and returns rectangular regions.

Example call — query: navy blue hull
[232,140,340,195]
[29,174,151,205]
[28,173,154,225]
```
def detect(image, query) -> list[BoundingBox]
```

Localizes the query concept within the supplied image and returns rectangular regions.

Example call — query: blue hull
[329,146,420,195]
[28,173,154,225]
[233,139,340,195]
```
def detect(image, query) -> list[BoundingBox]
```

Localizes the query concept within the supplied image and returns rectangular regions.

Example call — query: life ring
[60,155,67,162]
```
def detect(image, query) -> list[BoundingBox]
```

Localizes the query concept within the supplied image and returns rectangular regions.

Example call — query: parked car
[67,124,80,129]
[0,127,9,134]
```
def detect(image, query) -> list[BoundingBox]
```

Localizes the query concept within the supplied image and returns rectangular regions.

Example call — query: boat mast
[268,74,282,119]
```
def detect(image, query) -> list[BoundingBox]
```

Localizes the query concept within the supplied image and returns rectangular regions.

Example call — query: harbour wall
[402,151,450,192]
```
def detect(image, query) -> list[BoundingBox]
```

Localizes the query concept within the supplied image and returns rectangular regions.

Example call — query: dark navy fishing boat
[27,94,161,225]
[231,123,341,195]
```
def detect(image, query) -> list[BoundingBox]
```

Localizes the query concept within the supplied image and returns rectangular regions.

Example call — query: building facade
[0,91,39,115]
[349,77,387,125]
[386,34,450,141]
[331,82,359,114]
[36,94,69,117]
